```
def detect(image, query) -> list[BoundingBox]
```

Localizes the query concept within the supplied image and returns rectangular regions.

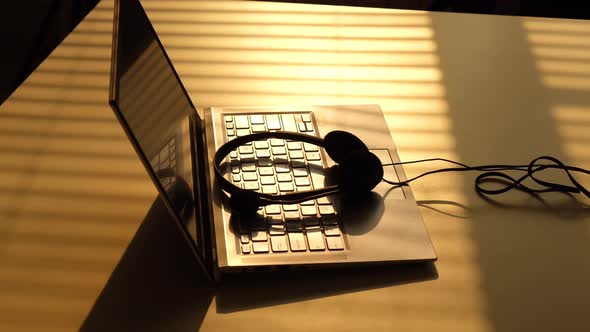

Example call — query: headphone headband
[214,131,339,209]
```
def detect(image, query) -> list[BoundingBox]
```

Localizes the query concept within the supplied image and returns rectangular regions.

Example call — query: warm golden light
[525,17,590,203]
[526,17,590,91]
[0,0,505,331]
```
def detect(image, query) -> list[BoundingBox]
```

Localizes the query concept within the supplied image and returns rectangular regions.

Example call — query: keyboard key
[239,155,254,164]
[301,205,317,216]
[289,151,304,159]
[305,123,314,132]
[303,216,320,226]
[281,114,297,132]
[295,177,311,187]
[266,214,283,224]
[271,147,287,155]
[260,176,276,185]
[279,182,294,192]
[303,143,319,152]
[274,156,289,164]
[244,182,259,190]
[254,141,269,149]
[317,197,331,205]
[297,186,311,192]
[319,205,335,215]
[241,243,251,254]
[242,172,258,181]
[308,159,322,167]
[231,166,240,174]
[241,162,256,172]
[324,225,341,236]
[250,114,265,124]
[301,114,311,122]
[284,211,300,220]
[288,233,307,251]
[270,138,284,146]
[256,150,271,158]
[230,151,238,159]
[283,204,298,212]
[306,152,321,161]
[257,158,273,167]
[298,122,307,132]
[237,129,250,137]
[277,173,292,182]
[252,241,270,253]
[271,236,289,252]
[240,234,250,244]
[286,222,303,232]
[224,115,233,123]
[232,174,241,182]
[322,215,339,225]
[269,225,285,235]
[262,185,277,194]
[235,115,249,129]
[252,124,266,133]
[226,122,234,129]
[239,146,254,154]
[306,229,326,251]
[326,236,344,250]
[227,129,235,137]
[266,115,281,130]
[291,159,307,168]
[293,167,308,177]
[275,164,290,173]
[265,205,281,214]
[251,231,267,242]
[287,142,301,150]
[300,199,314,206]
[259,167,274,176]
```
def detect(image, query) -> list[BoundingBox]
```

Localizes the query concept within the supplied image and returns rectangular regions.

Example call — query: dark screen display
[110,0,202,249]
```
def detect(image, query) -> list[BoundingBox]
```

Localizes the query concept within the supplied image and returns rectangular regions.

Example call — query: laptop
[109,0,437,280]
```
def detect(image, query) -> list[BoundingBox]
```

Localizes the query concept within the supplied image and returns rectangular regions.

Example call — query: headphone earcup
[338,150,383,195]
[324,131,368,164]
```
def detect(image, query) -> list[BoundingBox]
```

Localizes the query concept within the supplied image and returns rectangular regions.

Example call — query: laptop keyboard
[224,113,345,254]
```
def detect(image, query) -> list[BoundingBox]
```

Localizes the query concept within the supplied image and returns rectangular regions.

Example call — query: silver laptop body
[109,0,436,280]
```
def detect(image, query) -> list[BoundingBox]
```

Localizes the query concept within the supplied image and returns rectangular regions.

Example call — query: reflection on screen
[113,0,198,242]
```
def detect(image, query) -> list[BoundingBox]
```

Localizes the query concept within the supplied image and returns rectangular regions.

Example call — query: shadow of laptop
[79,195,214,332]
[216,261,437,313]
[81,192,437,330]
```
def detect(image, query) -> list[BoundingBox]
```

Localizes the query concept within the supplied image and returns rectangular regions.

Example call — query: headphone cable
[382,156,590,199]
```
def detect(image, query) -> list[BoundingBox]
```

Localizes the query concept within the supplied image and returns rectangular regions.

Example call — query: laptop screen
[109,0,208,261]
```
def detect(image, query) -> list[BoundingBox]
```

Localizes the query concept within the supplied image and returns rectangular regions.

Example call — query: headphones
[214,130,590,216]
[214,130,383,215]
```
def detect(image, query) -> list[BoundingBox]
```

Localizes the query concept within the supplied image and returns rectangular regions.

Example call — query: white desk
[1,1,589,331]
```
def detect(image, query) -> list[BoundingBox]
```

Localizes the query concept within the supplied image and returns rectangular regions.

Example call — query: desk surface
[1,1,590,331]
